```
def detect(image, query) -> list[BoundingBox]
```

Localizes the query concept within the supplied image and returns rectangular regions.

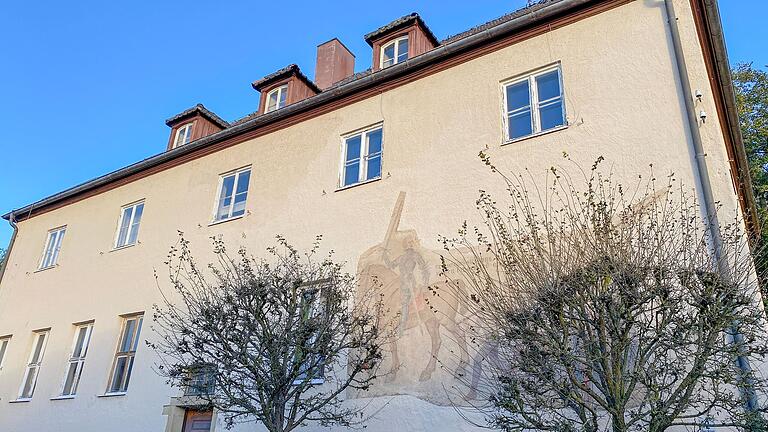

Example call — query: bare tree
[150,234,391,432]
[442,155,768,431]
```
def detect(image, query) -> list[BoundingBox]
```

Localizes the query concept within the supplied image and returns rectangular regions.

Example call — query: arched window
[380,36,409,69]
[265,84,289,113]
[173,123,193,148]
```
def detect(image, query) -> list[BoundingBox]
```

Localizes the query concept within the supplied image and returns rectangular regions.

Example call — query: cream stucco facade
[0,1,754,431]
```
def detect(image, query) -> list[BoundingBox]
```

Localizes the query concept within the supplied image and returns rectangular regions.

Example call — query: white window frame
[106,314,143,395]
[265,84,288,113]
[338,125,384,189]
[212,167,251,222]
[0,335,11,371]
[59,322,94,397]
[501,64,567,143]
[39,226,66,270]
[173,123,194,148]
[17,330,49,401]
[380,36,409,69]
[114,201,145,249]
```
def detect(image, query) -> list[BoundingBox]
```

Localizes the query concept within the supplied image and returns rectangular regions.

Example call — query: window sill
[9,398,31,403]
[208,214,245,227]
[97,392,126,398]
[502,124,568,146]
[110,243,138,253]
[335,177,381,192]
[33,265,58,273]
[50,395,76,401]
[292,378,325,386]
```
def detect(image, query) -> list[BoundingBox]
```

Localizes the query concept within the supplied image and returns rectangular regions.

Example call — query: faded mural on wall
[355,192,477,405]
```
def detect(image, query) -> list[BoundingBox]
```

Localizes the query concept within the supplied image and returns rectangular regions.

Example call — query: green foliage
[733,63,768,301]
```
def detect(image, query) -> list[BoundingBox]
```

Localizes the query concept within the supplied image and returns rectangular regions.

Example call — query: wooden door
[183,409,213,432]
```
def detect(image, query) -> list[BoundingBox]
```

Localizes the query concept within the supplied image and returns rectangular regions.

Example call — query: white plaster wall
[0,1,747,431]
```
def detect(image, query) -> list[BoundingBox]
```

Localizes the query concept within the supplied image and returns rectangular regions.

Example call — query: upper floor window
[265,85,288,113]
[340,126,383,188]
[18,330,49,400]
[115,201,144,248]
[214,168,251,222]
[173,123,193,148]
[503,65,566,142]
[380,36,408,68]
[107,314,143,394]
[0,336,10,371]
[40,226,66,269]
[60,322,94,397]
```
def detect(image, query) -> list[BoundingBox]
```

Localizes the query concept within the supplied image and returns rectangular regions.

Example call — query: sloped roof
[363,12,439,46]
[164,103,230,129]
[251,64,321,93]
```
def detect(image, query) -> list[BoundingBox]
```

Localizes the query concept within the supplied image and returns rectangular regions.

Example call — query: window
[0,336,10,370]
[214,168,251,222]
[60,323,93,397]
[18,330,49,400]
[173,123,193,148]
[265,85,288,113]
[503,65,566,141]
[380,36,409,68]
[115,201,144,248]
[292,281,326,385]
[40,227,66,269]
[107,314,143,394]
[340,126,383,188]
[184,364,216,396]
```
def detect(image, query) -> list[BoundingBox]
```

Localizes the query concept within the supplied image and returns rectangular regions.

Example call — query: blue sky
[0,1,765,248]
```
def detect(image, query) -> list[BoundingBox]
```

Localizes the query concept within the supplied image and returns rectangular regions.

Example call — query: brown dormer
[252,65,321,115]
[165,104,229,151]
[365,13,438,72]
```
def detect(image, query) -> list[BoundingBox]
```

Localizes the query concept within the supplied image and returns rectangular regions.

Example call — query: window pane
[0,340,8,365]
[73,327,88,358]
[367,129,382,155]
[506,81,530,112]
[539,100,565,131]
[382,43,395,67]
[536,70,561,101]
[345,136,361,162]
[367,156,381,180]
[396,38,408,63]
[123,356,135,390]
[21,367,37,398]
[31,333,46,363]
[278,86,288,108]
[217,175,236,219]
[110,357,128,392]
[51,230,65,265]
[117,207,133,247]
[128,204,143,245]
[121,320,136,352]
[62,362,79,395]
[132,317,143,351]
[267,91,279,112]
[235,171,250,194]
[344,162,360,187]
[508,110,533,139]
[232,193,247,217]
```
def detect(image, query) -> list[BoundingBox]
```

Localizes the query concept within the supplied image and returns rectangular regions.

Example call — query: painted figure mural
[356,192,473,405]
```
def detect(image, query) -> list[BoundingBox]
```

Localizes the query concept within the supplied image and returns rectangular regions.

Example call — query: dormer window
[173,123,193,148]
[265,85,288,113]
[380,36,408,68]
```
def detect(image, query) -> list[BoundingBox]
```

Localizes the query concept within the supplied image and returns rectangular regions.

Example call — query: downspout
[663,0,758,413]
[0,212,18,290]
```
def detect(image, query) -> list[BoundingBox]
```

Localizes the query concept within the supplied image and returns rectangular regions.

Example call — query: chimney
[314,38,355,90]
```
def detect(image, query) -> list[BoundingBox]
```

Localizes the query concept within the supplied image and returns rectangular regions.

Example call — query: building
[0,0,757,431]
